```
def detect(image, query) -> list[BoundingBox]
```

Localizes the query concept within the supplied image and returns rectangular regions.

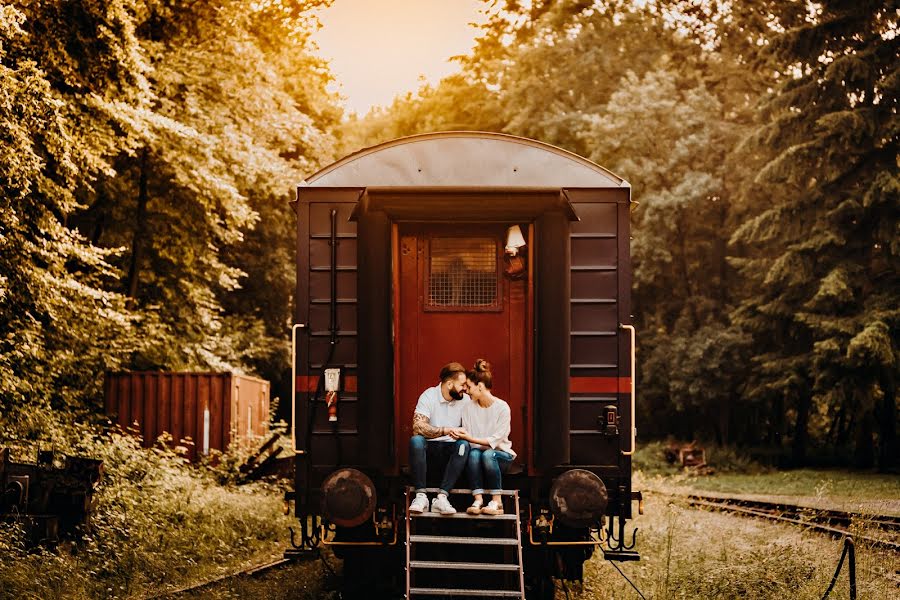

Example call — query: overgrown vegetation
[574,492,899,599]
[633,441,770,477]
[0,428,293,600]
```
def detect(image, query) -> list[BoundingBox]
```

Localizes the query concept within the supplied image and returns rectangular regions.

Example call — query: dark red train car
[288,132,640,598]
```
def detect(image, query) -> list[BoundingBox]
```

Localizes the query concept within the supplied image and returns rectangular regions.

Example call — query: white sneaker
[409,493,429,514]
[431,494,457,515]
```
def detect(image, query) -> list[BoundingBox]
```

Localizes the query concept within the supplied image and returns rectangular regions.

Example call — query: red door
[396,223,528,466]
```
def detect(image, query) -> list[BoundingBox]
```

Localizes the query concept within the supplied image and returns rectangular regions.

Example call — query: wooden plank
[184,374,197,461]
[159,374,171,440]
[172,375,184,451]
[131,373,143,436]
[145,374,156,446]
[209,374,223,453]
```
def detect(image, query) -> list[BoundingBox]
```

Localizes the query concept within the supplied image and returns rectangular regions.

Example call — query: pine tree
[731,0,899,468]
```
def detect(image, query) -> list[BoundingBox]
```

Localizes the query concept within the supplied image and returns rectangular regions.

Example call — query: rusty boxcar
[287,132,640,599]
[104,372,270,461]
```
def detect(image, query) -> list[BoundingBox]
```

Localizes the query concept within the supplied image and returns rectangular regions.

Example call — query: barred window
[428,237,499,309]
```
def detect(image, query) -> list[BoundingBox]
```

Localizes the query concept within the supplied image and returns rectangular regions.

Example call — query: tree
[78,0,339,375]
[0,1,147,435]
[1,1,341,438]
[731,0,899,468]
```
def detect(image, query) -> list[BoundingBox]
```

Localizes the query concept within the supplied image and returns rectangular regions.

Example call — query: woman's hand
[448,427,468,440]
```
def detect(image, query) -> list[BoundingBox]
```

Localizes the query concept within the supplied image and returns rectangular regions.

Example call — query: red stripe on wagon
[300,376,624,395]
[296,375,358,393]
[570,377,632,394]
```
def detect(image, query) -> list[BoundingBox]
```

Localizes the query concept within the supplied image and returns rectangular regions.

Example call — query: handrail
[291,323,306,452]
[619,324,636,456]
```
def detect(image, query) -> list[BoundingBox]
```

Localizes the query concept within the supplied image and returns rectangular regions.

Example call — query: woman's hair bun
[475,358,491,373]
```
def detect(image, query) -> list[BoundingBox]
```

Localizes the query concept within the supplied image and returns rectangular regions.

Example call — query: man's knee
[467,448,482,467]
[410,435,426,451]
[454,439,470,457]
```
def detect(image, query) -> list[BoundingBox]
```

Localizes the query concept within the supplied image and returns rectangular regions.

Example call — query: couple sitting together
[409,359,516,516]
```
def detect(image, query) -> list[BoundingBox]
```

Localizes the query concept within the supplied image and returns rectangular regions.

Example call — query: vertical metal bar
[291,323,306,452]
[847,538,856,600]
[330,208,338,345]
[619,324,636,456]
[513,491,525,598]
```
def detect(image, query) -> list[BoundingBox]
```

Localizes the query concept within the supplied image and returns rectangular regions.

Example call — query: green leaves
[1,1,339,435]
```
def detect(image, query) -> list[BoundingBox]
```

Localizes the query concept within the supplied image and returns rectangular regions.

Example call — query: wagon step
[410,534,519,545]
[406,489,525,599]
[410,560,520,571]
[409,587,522,597]
[416,487,518,496]
[412,511,517,520]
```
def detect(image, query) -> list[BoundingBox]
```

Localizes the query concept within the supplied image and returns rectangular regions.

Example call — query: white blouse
[462,397,517,459]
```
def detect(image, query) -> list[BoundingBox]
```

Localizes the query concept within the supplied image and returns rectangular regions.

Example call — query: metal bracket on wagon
[597,515,640,562]
[319,507,398,547]
[526,504,607,547]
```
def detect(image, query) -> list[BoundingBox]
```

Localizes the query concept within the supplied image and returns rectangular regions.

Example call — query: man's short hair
[439,362,466,383]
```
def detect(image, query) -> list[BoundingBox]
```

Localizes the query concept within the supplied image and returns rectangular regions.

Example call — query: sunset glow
[312,0,485,115]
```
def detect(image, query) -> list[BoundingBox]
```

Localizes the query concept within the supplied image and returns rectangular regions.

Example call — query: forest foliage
[0,0,897,470]
[0,0,340,439]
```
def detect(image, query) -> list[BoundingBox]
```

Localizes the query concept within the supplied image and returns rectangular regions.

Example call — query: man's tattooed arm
[413,413,445,438]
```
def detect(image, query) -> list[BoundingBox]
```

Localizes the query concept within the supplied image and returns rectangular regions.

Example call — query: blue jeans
[409,435,470,495]
[466,448,514,495]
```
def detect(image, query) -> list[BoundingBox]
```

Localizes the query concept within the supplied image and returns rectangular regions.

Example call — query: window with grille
[427,237,499,310]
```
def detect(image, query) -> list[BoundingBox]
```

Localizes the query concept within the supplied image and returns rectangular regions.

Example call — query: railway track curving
[678,492,900,552]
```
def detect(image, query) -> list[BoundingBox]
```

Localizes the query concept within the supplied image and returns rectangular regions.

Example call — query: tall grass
[0,429,295,599]
[573,492,899,600]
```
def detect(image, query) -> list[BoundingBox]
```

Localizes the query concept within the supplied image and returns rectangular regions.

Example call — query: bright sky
[312,0,486,115]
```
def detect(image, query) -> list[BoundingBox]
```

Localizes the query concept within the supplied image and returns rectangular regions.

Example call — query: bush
[633,440,769,477]
[0,422,293,599]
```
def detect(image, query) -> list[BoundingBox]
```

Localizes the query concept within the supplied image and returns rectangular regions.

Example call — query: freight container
[104,372,270,460]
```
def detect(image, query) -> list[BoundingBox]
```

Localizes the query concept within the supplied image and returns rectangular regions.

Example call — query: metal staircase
[405,488,525,599]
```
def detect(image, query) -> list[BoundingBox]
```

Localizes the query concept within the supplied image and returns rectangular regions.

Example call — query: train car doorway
[395,222,529,468]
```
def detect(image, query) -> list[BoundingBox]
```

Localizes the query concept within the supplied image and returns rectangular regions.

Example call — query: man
[408,362,471,515]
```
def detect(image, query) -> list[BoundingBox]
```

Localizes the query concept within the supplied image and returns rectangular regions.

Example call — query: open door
[395,223,529,467]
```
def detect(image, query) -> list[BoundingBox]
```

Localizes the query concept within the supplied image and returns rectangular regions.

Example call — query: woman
[455,359,516,515]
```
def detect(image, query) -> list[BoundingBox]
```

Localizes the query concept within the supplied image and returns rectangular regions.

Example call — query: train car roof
[302,131,630,189]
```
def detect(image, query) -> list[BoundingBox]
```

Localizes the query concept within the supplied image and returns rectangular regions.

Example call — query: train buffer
[406,488,525,599]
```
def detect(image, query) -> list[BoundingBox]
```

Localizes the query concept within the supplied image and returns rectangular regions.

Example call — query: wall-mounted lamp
[504,225,527,279]
[505,225,527,256]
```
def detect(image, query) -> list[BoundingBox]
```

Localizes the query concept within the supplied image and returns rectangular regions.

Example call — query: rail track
[148,492,898,597]
[678,492,900,552]
[145,557,294,599]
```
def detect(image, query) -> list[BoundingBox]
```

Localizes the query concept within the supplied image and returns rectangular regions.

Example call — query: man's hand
[447,427,468,440]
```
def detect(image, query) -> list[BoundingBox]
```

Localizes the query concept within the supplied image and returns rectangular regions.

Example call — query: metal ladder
[405,488,525,599]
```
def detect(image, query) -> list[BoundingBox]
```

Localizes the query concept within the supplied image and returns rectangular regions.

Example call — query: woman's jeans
[409,435,470,495]
[466,448,514,495]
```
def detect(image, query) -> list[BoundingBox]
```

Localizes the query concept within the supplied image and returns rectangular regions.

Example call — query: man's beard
[449,389,464,400]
